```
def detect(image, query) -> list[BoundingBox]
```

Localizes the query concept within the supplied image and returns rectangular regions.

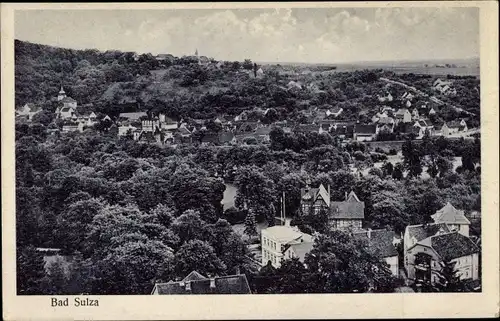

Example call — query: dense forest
[15,40,481,294]
[15,40,480,126]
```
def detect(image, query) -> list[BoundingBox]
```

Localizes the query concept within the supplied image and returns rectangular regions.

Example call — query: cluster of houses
[258,182,480,292]
[432,78,457,96]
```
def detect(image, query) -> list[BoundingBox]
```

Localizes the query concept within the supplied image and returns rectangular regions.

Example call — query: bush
[223,207,247,225]
[353,151,366,161]
[370,152,388,162]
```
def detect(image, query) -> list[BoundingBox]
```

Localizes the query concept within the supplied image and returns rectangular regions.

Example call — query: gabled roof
[395,108,409,115]
[353,229,399,258]
[430,232,479,261]
[182,271,207,282]
[152,273,251,295]
[346,191,360,202]
[300,184,330,206]
[406,223,451,242]
[431,202,470,225]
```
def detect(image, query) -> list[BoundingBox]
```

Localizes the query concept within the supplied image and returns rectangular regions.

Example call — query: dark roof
[431,232,479,261]
[152,273,251,295]
[119,112,147,121]
[354,124,377,134]
[201,134,219,144]
[60,107,73,112]
[294,124,320,133]
[406,223,451,242]
[61,97,77,103]
[330,201,365,219]
[354,229,399,258]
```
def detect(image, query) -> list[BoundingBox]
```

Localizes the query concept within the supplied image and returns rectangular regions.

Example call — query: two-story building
[394,108,412,123]
[404,203,478,285]
[300,183,365,231]
[431,202,471,236]
[329,191,365,230]
[261,224,314,268]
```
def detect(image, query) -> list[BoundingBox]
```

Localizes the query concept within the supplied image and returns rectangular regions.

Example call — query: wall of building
[261,232,285,268]
[384,256,399,276]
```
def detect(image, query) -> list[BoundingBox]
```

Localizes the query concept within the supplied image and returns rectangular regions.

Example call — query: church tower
[57,85,67,101]
[195,48,199,57]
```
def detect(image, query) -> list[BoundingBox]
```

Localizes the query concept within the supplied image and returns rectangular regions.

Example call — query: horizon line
[15,38,480,66]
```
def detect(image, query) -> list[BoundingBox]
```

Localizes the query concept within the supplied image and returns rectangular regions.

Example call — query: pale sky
[15,7,479,64]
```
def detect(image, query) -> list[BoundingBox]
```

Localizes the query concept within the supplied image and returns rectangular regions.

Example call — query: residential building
[300,181,330,215]
[404,228,479,285]
[300,183,365,231]
[261,224,314,268]
[404,203,478,285]
[329,191,365,230]
[353,124,378,142]
[58,106,76,120]
[378,92,393,103]
[353,229,400,276]
[16,103,41,121]
[394,108,412,123]
[431,202,471,237]
[151,271,251,295]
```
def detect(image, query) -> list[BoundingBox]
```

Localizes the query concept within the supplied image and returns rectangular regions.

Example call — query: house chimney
[367,228,372,239]
[345,191,348,201]
[235,265,241,275]
[210,278,216,289]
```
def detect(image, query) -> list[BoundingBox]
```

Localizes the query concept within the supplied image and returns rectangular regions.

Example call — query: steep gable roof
[182,271,207,282]
[346,191,361,202]
[431,202,470,225]
[430,232,479,261]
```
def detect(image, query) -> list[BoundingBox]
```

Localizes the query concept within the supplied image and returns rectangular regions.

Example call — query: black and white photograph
[2,1,499,319]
